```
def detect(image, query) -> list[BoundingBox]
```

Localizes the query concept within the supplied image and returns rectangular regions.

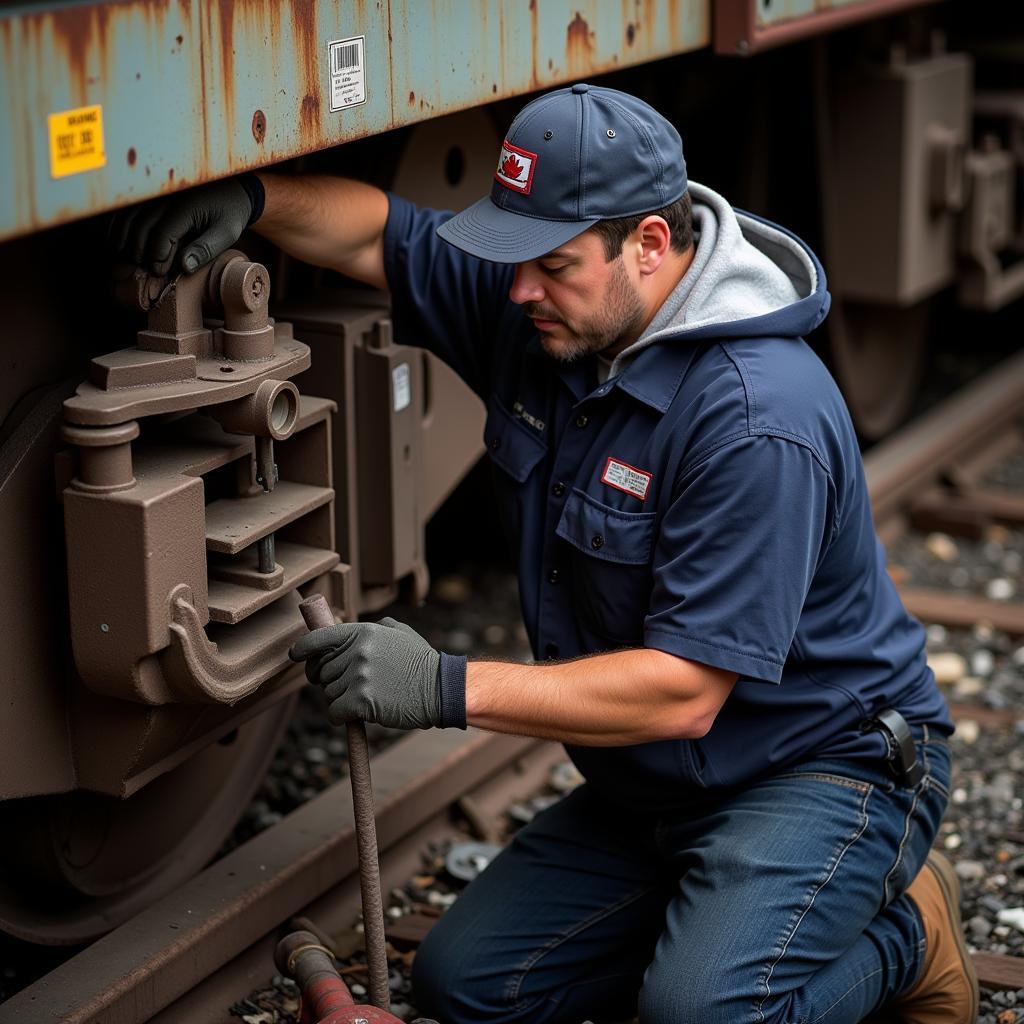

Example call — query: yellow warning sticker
[48,105,106,178]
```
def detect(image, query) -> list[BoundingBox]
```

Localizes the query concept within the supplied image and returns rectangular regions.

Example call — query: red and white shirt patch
[494,140,537,194]
[601,458,652,501]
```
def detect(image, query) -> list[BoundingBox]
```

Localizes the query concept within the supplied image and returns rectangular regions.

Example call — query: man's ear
[635,215,672,276]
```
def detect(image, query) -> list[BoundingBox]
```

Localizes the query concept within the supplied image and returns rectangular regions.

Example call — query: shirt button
[591,534,604,550]
[548,568,561,584]
[489,437,501,450]
[551,481,566,497]
[545,642,560,659]
[575,414,588,428]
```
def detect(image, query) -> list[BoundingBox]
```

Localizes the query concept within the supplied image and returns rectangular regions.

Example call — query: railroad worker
[114,84,975,1024]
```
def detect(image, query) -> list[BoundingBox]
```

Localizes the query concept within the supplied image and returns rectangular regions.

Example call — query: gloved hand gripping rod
[299,595,390,1012]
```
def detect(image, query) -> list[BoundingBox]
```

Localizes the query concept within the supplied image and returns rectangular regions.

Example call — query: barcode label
[328,35,366,112]
[331,42,359,74]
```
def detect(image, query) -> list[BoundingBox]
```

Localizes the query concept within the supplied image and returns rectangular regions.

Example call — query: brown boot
[896,851,979,1023]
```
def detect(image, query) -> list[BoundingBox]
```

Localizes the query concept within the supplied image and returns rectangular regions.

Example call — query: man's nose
[509,263,544,306]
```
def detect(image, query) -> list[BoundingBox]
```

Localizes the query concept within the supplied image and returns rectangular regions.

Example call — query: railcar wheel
[829,300,929,441]
[0,695,295,945]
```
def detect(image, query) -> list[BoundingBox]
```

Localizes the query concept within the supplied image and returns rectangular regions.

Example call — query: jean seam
[772,772,871,794]
[505,883,658,1011]
[753,783,872,1023]
[903,936,929,993]
[926,770,950,800]
[809,962,894,1024]
[884,783,923,904]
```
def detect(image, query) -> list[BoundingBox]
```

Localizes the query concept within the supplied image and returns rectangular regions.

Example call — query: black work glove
[289,617,467,731]
[108,174,265,276]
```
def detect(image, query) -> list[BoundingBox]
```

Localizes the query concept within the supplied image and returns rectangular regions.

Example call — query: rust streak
[40,3,114,105]
[620,0,632,44]
[566,12,595,78]
[1,19,38,229]
[289,0,321,147]
[386,0,396,130]
[215,0,236,167]
[666,0,684,51]
[191,0,211,183]
[300,94,320,134]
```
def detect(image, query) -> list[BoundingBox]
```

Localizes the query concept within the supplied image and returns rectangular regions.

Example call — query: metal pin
[257,533,275,573]
[255,437,277,490]
[255,437,277,574]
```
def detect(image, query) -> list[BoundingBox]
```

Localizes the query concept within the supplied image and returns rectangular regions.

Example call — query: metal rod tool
[298,594,390,1012]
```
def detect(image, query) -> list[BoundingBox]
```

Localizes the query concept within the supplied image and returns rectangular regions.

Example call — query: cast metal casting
[61,250,341,708]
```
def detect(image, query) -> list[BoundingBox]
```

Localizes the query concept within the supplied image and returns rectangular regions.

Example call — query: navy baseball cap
[437,83,687,264]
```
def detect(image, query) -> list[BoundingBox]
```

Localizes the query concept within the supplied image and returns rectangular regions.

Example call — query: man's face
[508,229,645,363]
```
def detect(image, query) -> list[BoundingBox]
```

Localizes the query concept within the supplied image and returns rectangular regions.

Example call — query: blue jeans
[412,729,950,1024]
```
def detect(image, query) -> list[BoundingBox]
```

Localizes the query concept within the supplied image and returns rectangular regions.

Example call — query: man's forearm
[465,648,737,746]
[253,173,389,289]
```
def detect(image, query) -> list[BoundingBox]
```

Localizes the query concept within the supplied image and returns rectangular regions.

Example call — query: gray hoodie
[600,181,820,381]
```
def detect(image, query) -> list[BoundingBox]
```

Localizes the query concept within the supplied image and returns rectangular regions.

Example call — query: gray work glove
[108,175,263,276]
[289,617,467,730]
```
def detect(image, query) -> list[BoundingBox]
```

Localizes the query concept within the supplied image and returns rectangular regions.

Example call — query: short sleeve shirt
[382,194,952,805]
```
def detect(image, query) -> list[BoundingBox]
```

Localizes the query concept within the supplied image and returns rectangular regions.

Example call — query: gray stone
[955,860,987,882]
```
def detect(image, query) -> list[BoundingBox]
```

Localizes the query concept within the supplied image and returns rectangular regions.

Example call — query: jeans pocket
[883,757,950,905]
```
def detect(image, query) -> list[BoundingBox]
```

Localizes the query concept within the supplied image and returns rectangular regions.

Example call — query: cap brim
[436,195,598,263]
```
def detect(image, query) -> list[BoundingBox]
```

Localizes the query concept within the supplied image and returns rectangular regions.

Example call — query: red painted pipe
[274,931,407,1024]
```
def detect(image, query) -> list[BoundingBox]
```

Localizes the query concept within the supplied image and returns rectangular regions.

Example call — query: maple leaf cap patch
[494,140,537,195]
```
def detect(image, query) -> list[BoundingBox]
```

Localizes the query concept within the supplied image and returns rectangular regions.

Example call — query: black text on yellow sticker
[48,105,106,178]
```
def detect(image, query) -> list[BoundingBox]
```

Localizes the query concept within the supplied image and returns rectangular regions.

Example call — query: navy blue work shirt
[382,193,952,807]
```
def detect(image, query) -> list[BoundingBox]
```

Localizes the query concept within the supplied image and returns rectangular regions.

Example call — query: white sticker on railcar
[392,362,411,412]
[329,35,366,111]
[601,457,652,501]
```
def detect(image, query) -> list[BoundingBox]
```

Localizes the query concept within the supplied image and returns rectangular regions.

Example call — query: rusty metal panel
[714,0,940,55]
[0,1,709,243]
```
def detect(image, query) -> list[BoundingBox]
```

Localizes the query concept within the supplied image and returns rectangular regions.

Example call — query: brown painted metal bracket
[61,252,343,708]
[162,585,311,704]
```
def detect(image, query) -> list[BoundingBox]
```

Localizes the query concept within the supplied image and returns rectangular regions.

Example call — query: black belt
[861,709,924,787]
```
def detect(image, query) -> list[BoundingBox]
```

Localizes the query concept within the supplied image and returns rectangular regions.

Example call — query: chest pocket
[484,398,547,481]
[484,398,548,546]
[556,488,657,646]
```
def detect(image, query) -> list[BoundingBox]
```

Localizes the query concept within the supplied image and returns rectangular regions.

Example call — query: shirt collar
[526,330,698,412]
[609,339,699,412]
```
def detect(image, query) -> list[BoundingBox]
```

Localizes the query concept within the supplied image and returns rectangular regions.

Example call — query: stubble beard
[530,258,646,364]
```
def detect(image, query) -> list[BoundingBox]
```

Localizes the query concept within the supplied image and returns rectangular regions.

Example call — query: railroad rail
[0,730,565,1023]
[5,352,1024,1022]
[865,346,1024,638]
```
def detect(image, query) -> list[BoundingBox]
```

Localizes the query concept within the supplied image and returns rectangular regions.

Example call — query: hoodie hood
[605,181,829,379]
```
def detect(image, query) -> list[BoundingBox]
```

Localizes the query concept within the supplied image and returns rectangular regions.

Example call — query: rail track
[4,350,1024,1023]
[866,348,1024,639]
